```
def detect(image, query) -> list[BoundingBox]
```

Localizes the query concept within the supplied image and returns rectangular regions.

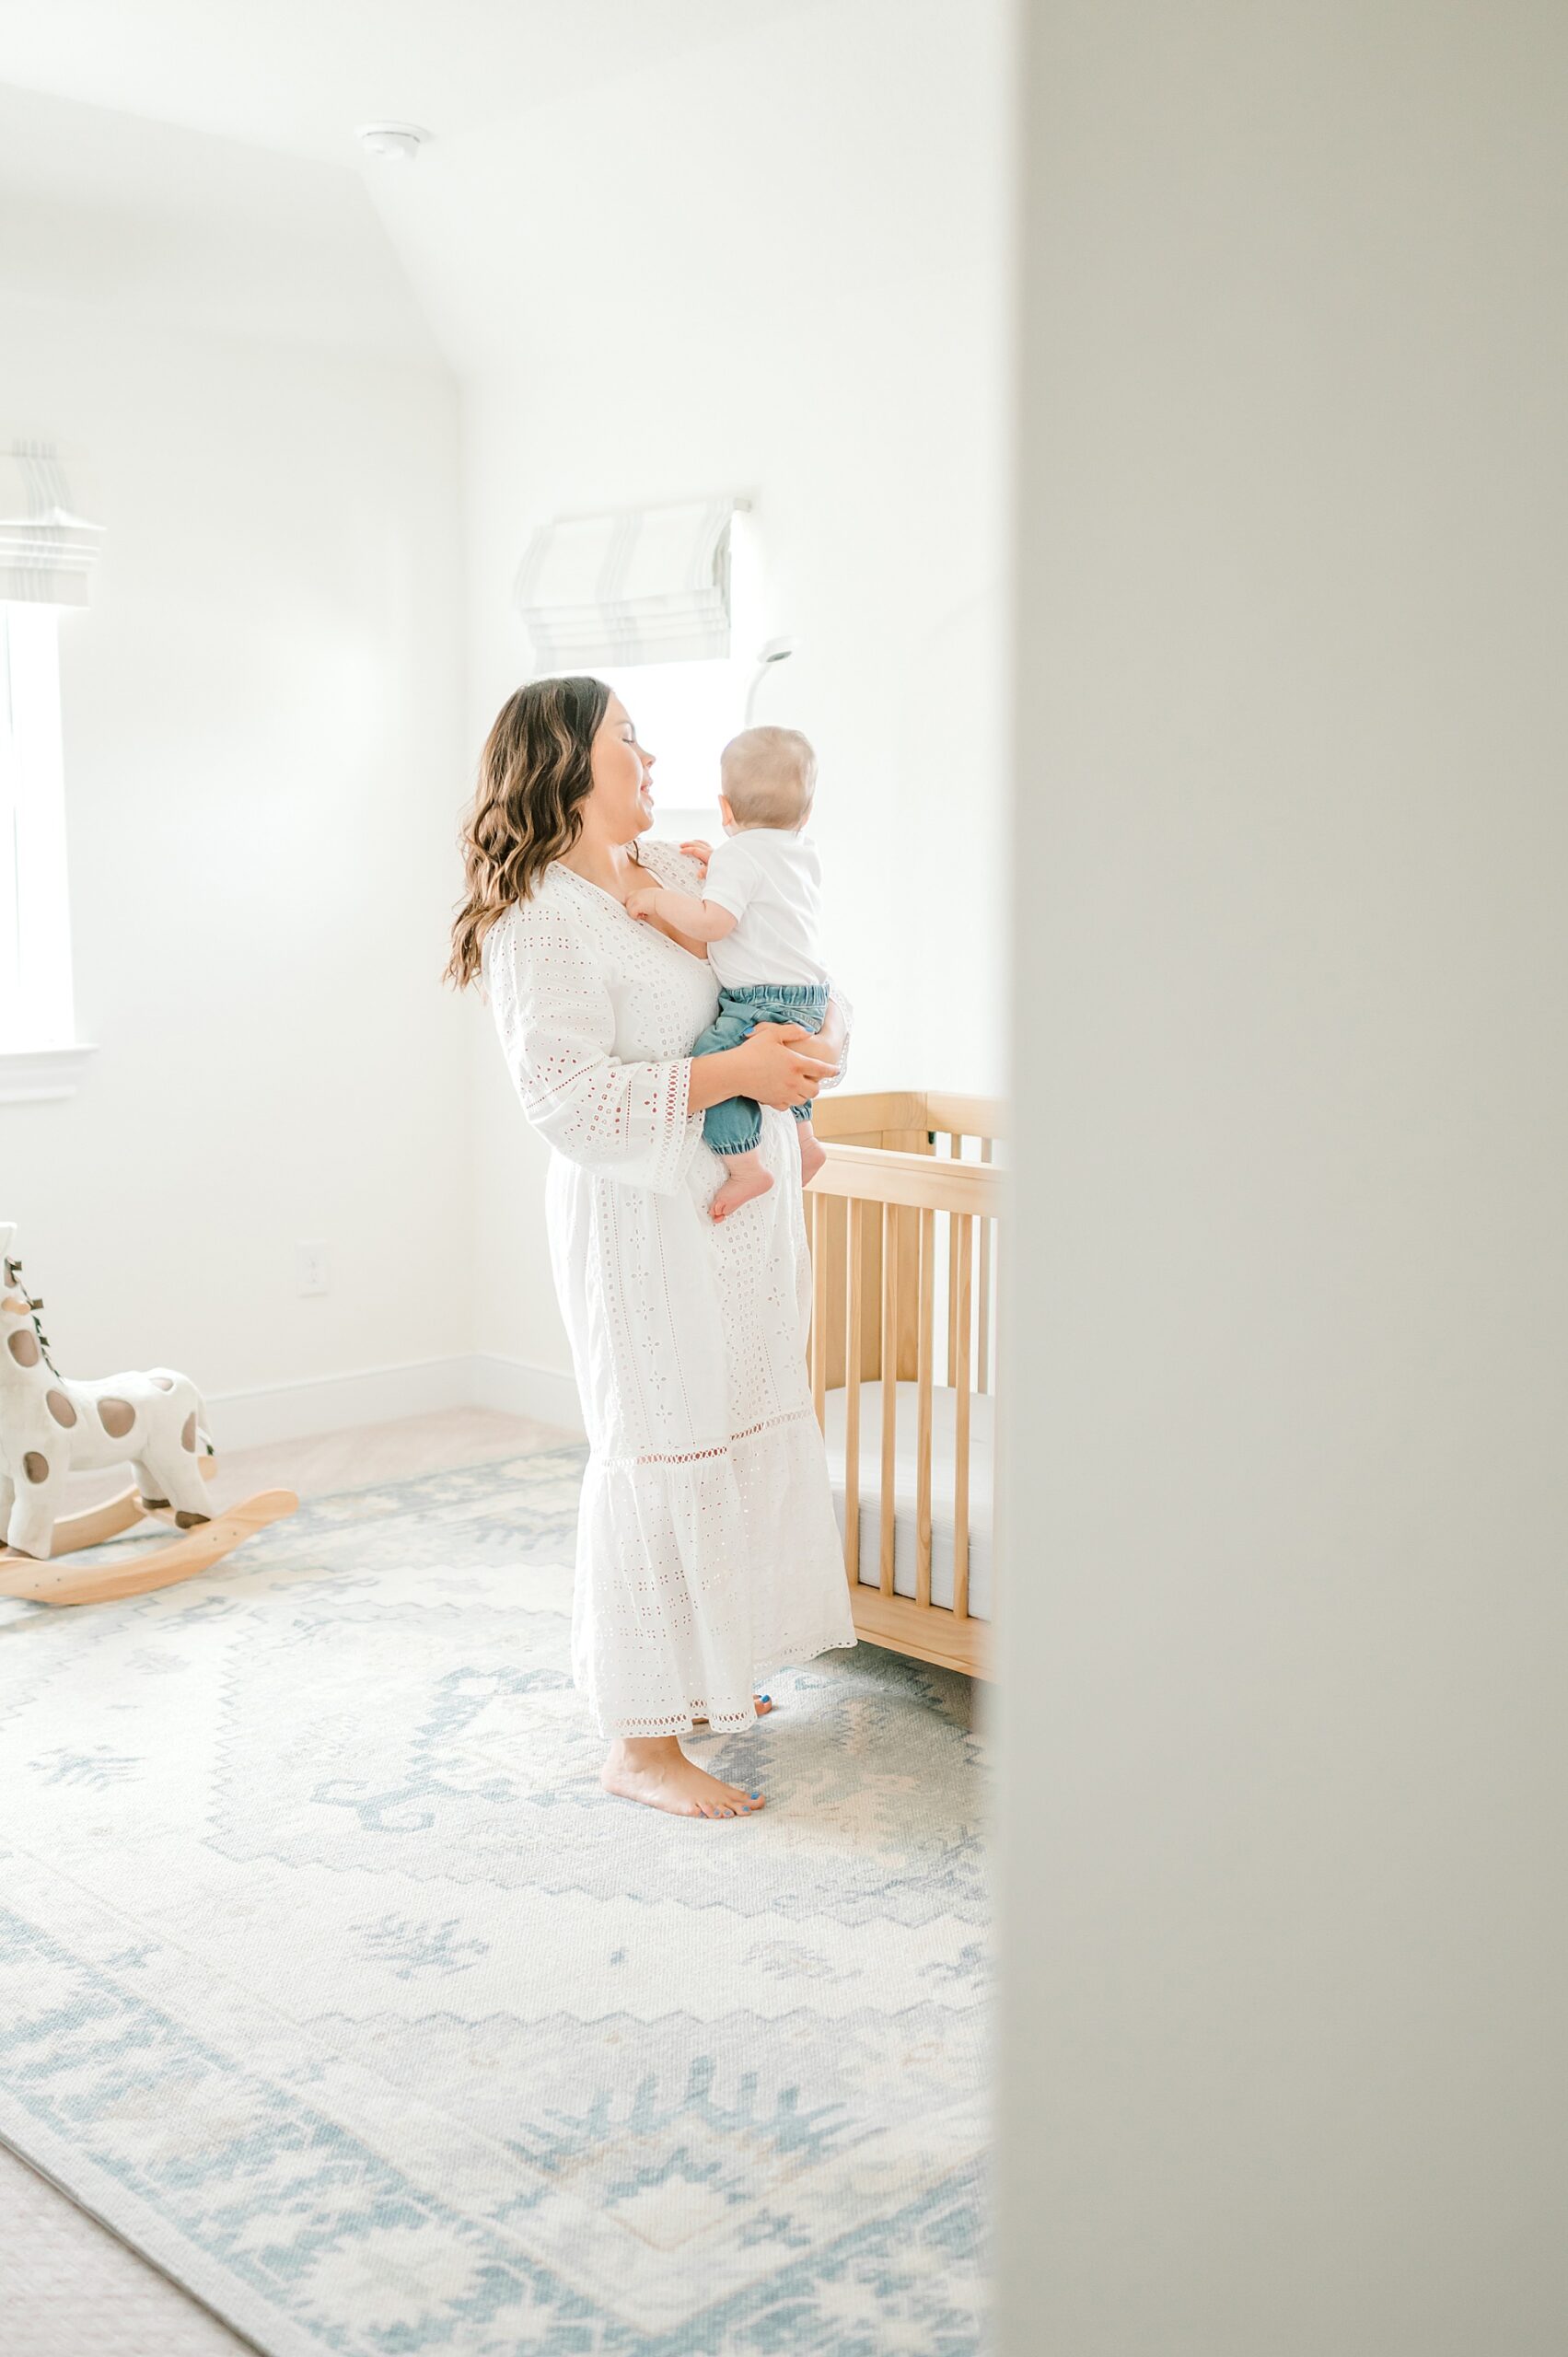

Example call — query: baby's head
[719,726,817,832]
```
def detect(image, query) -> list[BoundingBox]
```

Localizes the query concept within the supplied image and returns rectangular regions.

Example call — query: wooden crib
[804,1091,1003,1678]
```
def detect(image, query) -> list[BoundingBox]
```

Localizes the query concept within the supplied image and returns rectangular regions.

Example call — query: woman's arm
[690,1024,836,1116]
[486,900,837,1186]
[486,902,703,1194]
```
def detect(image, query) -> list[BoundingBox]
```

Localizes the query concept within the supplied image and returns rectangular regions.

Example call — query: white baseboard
[469,1353,585,1433]
[206,1353,585,1451]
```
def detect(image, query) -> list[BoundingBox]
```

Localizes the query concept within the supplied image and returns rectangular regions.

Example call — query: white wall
[0,95,470,1425]
[367,0,1013,1376]
[0,3,1013,1424]
[1000,4,1568,2350]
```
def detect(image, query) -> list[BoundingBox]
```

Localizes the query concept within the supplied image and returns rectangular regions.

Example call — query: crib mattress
[820,1380,994,1622]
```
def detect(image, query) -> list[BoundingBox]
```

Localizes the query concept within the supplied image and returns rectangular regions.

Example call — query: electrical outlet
[296,1242,330,1297]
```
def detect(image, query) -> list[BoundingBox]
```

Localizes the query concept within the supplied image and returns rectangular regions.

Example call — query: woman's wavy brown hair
[445,674,611,989]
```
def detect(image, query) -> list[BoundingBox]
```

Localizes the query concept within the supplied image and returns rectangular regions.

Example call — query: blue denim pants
[694,981,830,1155]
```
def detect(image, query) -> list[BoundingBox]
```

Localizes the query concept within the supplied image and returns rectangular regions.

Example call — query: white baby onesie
[701,829,830,992]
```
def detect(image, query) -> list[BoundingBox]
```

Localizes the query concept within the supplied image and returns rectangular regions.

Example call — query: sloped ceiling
[0,0,824,364]
[0,0,816,165]
[0,80,442,357]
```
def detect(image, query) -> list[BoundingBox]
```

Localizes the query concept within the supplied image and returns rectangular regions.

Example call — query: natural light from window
[600,656,747,839]
[0,602,75,1053]
[598,506,770,842]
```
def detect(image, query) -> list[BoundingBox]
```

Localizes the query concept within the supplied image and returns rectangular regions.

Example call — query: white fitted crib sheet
[820,1380,994,1622]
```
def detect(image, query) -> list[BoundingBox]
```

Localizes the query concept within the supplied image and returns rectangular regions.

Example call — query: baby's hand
[626,887,662,923]
[679,838,713,875]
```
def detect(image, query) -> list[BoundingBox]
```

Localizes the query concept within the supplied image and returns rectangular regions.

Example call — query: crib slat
[953,1211,973,1620]
[947,1190,960,1386]
[916,1205,935,1608]
[844,1198,863,1589]
[879,1201,898,1596]
[978,1140,993,1395]
[811,1194,828,1429]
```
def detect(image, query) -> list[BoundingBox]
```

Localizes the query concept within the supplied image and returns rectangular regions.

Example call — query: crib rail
[806,1091,1004,1679]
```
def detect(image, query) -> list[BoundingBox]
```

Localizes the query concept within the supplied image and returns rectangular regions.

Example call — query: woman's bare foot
[710,1157,773,1222]
[601,1736,766,1818]
[796,1125,827,1184]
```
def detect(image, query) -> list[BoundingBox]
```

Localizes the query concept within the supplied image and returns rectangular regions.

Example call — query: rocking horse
[0,1224,297,1606]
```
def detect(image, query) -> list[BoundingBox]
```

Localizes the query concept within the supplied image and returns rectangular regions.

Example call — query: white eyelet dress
[482,838,857,1738]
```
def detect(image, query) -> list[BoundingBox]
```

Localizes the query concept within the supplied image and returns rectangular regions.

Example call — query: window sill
[0,1044,99,1104]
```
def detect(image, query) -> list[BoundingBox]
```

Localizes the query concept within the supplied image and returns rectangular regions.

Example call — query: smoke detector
[356,122,430,164]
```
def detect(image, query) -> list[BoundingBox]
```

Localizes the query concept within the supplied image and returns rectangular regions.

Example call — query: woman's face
[589,695,656,842]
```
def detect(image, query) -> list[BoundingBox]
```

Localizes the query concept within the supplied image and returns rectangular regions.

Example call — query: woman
[447,677,857,1820]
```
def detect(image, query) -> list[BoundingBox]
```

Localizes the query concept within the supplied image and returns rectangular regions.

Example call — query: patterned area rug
[0,1446,989,2355]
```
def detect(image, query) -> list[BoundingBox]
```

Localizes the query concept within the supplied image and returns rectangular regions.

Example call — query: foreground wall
[1000,3,1568,2349]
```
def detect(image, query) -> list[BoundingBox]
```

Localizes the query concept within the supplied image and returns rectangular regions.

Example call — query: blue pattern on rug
[0,1447,989,2354]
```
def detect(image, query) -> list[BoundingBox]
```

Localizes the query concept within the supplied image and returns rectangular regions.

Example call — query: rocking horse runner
[0,1224,296,1606]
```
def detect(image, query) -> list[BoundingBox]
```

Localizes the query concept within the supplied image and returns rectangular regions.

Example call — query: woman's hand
[682,1019,836,1121]
[738,1019,837,1110]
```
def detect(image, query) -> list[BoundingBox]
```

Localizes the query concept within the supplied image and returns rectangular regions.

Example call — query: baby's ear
[717,795,734,826]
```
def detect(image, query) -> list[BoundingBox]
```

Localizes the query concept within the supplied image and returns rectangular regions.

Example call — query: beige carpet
[0,1405,571,2357]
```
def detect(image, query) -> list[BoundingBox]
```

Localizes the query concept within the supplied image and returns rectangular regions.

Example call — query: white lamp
[745,635,796,724]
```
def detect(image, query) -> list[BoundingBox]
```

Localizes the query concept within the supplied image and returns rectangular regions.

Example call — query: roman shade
[514,496,740,669]
[0,443,104,607]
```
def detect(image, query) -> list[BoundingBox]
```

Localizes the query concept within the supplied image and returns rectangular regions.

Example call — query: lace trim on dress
[598,1402,818,1471]
[603,1631,860,1739]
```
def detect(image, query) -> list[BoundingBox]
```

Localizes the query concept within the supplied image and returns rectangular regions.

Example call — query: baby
[627,725,831,1223]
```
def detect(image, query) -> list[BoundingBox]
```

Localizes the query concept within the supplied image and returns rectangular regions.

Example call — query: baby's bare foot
[601,1736,765,1819]
[797,1127,827,1184]
[710,1163,774,1222]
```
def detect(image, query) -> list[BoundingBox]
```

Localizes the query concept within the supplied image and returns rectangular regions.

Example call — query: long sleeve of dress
[483,896,703,1195]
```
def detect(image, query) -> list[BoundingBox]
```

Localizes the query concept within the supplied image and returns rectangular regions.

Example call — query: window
[599,511,775,841]
[0,601,80,1068]
[599,656,749,839]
